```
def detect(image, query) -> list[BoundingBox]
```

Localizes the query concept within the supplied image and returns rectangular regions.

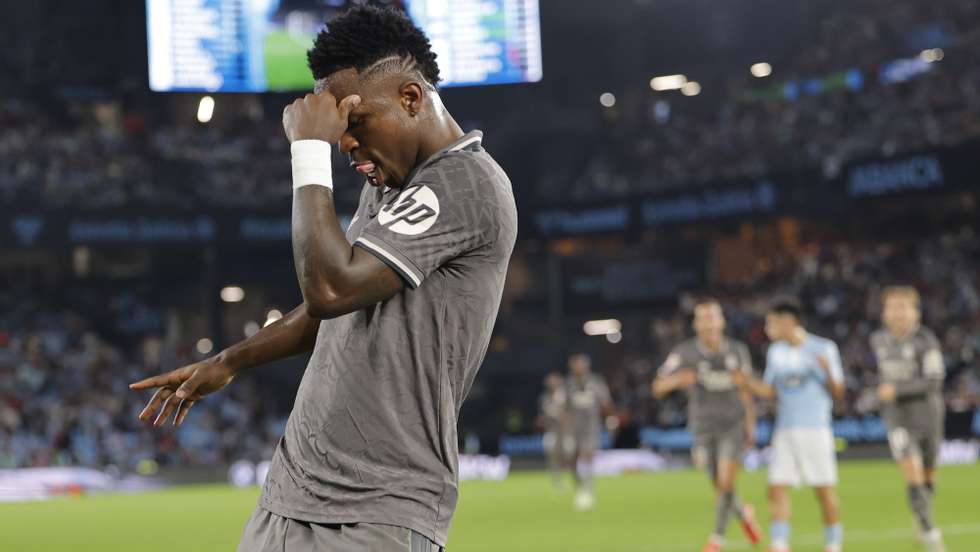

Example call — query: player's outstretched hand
[730,368,748,388]
[283,91,361,144]
[877,382,897,403]
[129,356,237,427]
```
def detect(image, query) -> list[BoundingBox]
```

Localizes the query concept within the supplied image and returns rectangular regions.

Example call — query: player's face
[882,294,920,335]
[692,303,725,340]
[545,373,563,391]
[318,70,422,188]
[764,312,793,342]
[569,355,591,378]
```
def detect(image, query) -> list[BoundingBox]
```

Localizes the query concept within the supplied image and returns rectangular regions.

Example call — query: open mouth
[351,160,382,185]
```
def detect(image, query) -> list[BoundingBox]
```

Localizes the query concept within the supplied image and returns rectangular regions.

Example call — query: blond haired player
[871,286,946,552]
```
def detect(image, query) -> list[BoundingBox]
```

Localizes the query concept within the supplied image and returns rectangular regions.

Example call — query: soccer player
[871,286,946,552]
[565,353,611,511]
[538,372,568,489]
[130,6,517,551]
[652,298,762,552]
[734,299,845,552]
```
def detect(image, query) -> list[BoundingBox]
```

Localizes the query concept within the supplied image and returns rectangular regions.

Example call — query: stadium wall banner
[559,249,706,311]
[584,449,668,477]
[229,455,511,487]
[0,467,163,503]
[502,413,979,456]
[1,211,353,248]
[4,141,978,247]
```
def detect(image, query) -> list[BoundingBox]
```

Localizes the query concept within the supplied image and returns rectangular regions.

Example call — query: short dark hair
[307,5,441,86]
[693,296,721,309]
[768,296,803,320]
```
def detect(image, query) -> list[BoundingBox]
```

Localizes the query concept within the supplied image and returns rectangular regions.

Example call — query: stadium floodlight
[264,309,284,327]
[750,62,772,77]
[649,74,687,91]
[583,319,622,336]
[599,92,616,108]
[920,48,944,63]
[197,96,215,123]
[220,285,245,303]
[681,81,702,96]
[196,338,214,354]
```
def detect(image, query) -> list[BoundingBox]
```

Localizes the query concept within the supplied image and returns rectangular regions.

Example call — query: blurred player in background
[131,6,517,551]
[652,298,761,552]
[538,372,568,489]
[565,353,612,511]
[736,299,845,552]
[871,286,946,552]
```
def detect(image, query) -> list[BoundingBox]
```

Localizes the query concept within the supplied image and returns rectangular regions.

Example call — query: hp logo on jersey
[378,185,440,235]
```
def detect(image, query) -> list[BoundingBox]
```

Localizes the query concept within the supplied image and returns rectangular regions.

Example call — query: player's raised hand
[129,356,237,427]
[283,91,361,144]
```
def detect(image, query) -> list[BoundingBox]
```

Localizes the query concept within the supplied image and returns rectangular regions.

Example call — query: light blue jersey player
[736,299,845,552]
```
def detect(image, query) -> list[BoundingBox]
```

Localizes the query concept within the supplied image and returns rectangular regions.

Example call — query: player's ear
[399,81,424,117]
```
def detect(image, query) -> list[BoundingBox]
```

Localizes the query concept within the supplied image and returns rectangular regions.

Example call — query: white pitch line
[652,522,980,552]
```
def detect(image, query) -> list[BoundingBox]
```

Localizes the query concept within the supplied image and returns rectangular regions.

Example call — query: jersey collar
[403,130,484,185]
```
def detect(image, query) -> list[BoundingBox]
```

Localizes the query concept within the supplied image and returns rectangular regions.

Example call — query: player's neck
[697,335,722,353]
[787,327,806,346]
[416,110,465,164]
[888,324,917,341]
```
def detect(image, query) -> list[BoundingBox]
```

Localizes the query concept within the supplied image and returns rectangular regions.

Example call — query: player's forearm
[652,375,682,398]
[894,378,941,399]
[219,304,319,373]
[745,378,775,400]
[740,390,757,427]
[291,187,361,317]
[825,379,846,401]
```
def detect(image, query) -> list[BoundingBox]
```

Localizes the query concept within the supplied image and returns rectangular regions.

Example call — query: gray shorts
[237,506,442,552]
[886,425,943,470]
[692,426,744,475]
[564,429,600,455]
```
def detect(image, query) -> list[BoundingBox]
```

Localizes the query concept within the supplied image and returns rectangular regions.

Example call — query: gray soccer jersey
[259,131,517,547]
[566,375,610,438]
[870,326,945,445]
[539,389,567,434]
[659,338,753,436]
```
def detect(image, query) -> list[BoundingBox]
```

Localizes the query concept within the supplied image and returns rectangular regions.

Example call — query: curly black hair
[307,5,441,86]
[769,296,804,320]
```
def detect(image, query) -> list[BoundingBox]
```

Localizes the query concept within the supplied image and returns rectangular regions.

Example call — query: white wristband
[291,140,333,191]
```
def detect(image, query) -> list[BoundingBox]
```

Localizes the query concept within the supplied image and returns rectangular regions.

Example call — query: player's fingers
[129,373,174,390]
[175,370,204,400]
[153,393,180,427]
[337,94,361,120]
[174,399,195,427]
[139,387,171,421]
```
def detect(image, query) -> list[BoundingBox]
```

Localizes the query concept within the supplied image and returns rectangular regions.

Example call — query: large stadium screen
[146,0,543,92]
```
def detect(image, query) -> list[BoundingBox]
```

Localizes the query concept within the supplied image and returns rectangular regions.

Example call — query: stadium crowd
[0,278,285,470]
[2,223,977,470]
[543,0,980,202]
[2,1,980,211]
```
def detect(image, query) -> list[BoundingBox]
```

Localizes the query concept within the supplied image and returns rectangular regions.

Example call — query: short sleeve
[354,164,495,289]
[737,343,753,374]
[921,332,945,379]
[596,378,612,405]
[659,350,683,375]
[826,342,844,383]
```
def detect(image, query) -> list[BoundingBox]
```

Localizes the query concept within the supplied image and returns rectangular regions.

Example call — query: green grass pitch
[2,460,979,551]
